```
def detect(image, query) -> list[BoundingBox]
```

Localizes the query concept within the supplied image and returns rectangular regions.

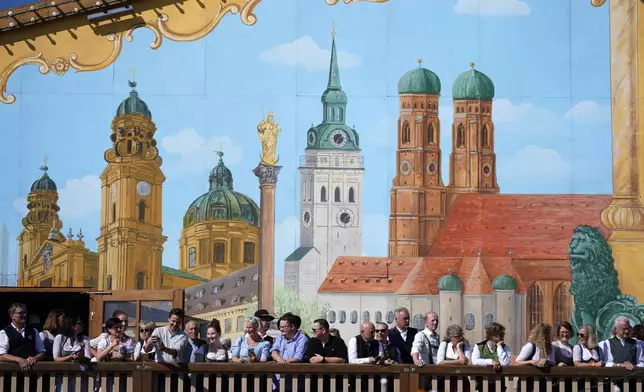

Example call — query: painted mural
[0,0,641,346]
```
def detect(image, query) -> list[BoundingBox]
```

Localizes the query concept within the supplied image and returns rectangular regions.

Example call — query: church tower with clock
[284,28,364,302]
[96,79,167,291]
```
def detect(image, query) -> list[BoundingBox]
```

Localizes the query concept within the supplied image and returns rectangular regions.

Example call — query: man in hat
[255,309,275,345]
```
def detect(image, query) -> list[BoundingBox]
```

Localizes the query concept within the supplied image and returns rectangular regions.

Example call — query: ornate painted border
[0,0,261,104]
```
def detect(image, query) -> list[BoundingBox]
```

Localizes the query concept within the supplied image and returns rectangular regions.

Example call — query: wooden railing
[1,363,643,391]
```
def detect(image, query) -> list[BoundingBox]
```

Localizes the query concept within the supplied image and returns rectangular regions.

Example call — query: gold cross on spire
[469,62,475,69]
[418,58,422,68]
[331,21,336,37]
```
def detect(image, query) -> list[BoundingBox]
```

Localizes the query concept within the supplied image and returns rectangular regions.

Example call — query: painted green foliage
[245,287,331,330]
[568,225,644,340]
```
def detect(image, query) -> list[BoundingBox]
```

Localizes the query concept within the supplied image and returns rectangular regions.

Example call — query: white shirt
[348,337,384,364]
[515,342,556,363]
[134,340,156,361]
[0,324,46,356]
[471,341,511,366]
[600,337,644,367]
[96,335,135,360]
[572,344,601,363]
[411,329,440,364]
[396,327,407,342]
[53,334,91,360]
[436,341,471,364]
[90,332,108,349]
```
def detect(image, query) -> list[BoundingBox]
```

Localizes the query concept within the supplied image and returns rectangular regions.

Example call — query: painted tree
[245,287,330,329]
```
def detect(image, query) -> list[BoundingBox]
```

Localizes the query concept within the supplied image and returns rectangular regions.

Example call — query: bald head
[360,322,376,341]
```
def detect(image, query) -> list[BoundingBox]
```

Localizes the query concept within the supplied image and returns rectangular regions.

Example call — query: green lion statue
[568,225,644,340]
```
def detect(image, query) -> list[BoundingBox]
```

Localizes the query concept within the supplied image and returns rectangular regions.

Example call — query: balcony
[299,155,365,169]
[1,363,641,392]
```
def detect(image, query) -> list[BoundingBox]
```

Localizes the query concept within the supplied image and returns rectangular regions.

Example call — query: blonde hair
[578,324,599,350]
[529,323,553,359]
[139,321,156,331]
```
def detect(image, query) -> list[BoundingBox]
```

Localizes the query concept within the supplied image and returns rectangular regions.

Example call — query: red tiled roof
[429,194,611,260]
[318,257,421,293]
[397,257,461,295]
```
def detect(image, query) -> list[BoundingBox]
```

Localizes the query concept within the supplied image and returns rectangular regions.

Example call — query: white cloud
[259,36,362,73]
[13,175,101,220]
[454,0,531,16]
[498,145,572,193]
[362,213,389,257]
[493,98,558,125]
[565,100,611,124]
[160,128,243,175]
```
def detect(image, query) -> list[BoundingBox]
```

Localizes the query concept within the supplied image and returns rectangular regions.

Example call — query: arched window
[339,311,347,324]
[375,311,382,323]
[457,124,465,147]
[349,187,355,202]
[138,200,145,222]
[214,243,226,264]
[236,316,245,332]
[111,203,116,223]
[428,124,435,144]
[482,125,489,147]
[528,283,544,329]
[412,314,424,330]
[243,242,255,264]
[321,186,327,202]
[484,313,495,328]
[386,311,395,324]
[327,311,336,323]
[106,275,112,290]
[362,311,370,322]
[350,311,358,324]
[338,108,344,122]
[188,247,196,267]
[402,121,411,144]
[334,187,341,202]
[464,313,475,330]
[136,271,145,290]
[554,283,572,326]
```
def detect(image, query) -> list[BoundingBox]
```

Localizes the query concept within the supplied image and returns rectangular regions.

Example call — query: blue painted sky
[0,0,612,279]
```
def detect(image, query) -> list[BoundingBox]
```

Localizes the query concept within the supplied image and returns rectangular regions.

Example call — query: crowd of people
[0,302,643,391]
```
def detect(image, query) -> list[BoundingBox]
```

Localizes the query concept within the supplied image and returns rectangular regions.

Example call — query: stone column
[253,164,281,314]
[596,0,644,299]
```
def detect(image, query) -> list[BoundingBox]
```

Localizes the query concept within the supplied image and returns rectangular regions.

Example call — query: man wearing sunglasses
[0,303,46,392]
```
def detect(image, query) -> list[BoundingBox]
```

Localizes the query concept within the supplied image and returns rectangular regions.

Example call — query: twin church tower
[286,36,500,301]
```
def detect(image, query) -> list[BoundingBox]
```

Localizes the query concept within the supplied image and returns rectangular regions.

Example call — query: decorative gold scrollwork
[0,0,262,105]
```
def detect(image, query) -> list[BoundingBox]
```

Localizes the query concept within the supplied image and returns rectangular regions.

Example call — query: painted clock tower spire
[284,23,364,302]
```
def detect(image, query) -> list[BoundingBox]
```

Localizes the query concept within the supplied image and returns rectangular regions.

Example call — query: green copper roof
[492,274,518,291]
[398,65,441,95]
[116,81,152,119]
[438,274,463,292]
[30,165,57,192]
[162,266,209,282]
[183,152,260,229]
[285,246,318,262]
[307,35,359,151]
[452,64,495,101]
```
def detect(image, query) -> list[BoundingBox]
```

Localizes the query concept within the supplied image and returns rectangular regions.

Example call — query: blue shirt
[271,331,309,362]
[182,339,206,363]
[231,335,271,362]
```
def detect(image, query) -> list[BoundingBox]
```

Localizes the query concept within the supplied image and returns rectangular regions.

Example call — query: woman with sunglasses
[134,321,157,361]
[573,325,603,391]
[53,316,91,392]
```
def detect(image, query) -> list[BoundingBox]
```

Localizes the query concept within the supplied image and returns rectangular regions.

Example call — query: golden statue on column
[257,111,280,166]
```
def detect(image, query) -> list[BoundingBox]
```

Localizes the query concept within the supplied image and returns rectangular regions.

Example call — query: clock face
[302,209,312,227]
[329,129,348,148]
[136,181,151,197]
[400,160,412,176]
[308,131,316,147]
[336,208,355,228]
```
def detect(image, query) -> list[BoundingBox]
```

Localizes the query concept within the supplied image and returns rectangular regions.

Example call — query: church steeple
[209,150,234,191]
[321,22,347,125]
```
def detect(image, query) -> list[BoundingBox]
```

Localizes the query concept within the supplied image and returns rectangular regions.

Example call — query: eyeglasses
[140,329,150,333]
[577,333,586,338]
[375,329,387,333]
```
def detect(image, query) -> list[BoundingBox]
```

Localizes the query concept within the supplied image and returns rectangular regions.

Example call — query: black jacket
[387,327,418,364]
